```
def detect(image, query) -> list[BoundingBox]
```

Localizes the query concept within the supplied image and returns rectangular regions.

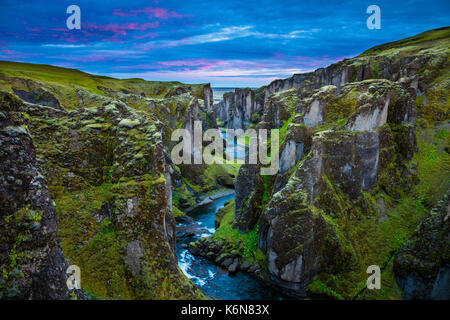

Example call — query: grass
[360,27,450,57]
[211,200,266,266]
[0,60,209,110]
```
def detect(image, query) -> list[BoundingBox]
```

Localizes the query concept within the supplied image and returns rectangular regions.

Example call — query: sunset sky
[0,0,448,87]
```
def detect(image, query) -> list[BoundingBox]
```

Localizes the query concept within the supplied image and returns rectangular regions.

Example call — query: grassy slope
[0,60,208,109]
[360,26,450,57]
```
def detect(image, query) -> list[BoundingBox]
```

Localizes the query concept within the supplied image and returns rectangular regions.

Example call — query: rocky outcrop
[257,127,388,296]
[10,78,62,110]
[259,88,298,129]
[21,96,204,299]
[202,84,213,110]
[234,164,265,232]
[235,78,420,298]
[0,93,69,299]
[258,176,345,297]
[0,75,209,299]
[188,234,261,276]
[215,87,265,129]
[215,28,448,132]
[394,194,450,300]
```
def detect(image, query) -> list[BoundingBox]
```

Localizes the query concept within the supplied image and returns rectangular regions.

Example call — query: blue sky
[0,0,448,87]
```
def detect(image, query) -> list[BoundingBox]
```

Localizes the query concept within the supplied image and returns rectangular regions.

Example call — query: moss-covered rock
[394,193,450,299]
[0,92,71,299]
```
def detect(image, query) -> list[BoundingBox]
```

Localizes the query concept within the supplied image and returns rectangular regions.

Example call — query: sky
[0,0,448,87]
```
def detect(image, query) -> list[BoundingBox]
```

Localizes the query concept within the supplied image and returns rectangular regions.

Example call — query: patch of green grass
[211,200,266,266]
[360,27,450,57]
[0,60,209,110]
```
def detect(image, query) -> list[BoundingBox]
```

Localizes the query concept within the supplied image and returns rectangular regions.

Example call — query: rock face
[228,26,450,298]
[215,87,265,129]
[0,93,69,299]
[394,194,450,300]
[257,128,387,295]
[255,78,422,297]
[234,164,264,232]
[279,140,304,174]
[258,176,340,297]
[202,84,214,110]
[0,64,215,299]
[22,97,202,299]
[214,28,447,132]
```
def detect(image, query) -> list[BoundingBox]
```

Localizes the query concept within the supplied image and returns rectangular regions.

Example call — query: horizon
[0,1,449,87]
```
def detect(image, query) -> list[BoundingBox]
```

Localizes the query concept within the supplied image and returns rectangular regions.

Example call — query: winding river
[176,193,285,299]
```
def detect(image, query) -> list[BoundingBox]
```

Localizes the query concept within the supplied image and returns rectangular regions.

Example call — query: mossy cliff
[214,27,449,131]
[0,62,220,299]
[200,27,449,299]
[0,93,72,299]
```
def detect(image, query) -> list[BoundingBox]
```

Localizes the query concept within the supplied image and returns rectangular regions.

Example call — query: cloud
[41,44,88,48]
[85,22,160,36]
[141,26,318,49]
[108,55,343,81]
[112,7,189,19]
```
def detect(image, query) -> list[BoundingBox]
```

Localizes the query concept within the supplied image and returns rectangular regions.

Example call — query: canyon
[0,26,449,300]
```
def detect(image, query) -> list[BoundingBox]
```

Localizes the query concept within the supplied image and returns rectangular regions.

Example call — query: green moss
[118,118,140,129]
[360,27,450,58]
[54,175,203,300]
[211,200,266,266]
[172,205,185,218]
[307,279,344,300]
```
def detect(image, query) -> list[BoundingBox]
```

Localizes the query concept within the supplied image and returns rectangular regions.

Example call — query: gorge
[0,27,449,300]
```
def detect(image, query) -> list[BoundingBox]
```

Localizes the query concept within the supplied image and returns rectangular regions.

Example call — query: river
[176,193,286,299]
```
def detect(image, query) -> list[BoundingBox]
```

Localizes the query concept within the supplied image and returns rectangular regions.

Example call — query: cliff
[195,27,449,300]
[214,27,449,130]
[0,61,223,299]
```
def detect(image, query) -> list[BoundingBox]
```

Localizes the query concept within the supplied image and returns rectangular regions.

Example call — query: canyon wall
[0,63,219,299]
[202,27,450,300]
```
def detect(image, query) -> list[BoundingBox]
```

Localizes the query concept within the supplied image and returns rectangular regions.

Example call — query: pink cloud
[85,21,160,36]
[133,32,159,40]
[63,38,78,43]
[112,7,189,20]
[112,59,229,72]
[26,27,42,32]
[101,35,125,43]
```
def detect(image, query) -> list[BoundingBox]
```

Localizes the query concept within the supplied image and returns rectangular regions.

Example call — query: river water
[176,193,285,299]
